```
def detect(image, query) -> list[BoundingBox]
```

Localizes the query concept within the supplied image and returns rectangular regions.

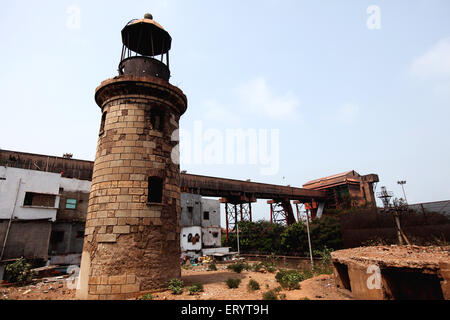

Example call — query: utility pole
[377,187,410,245]
[397,180,408,204]
[305,210,314,269]
[236,220,240,256]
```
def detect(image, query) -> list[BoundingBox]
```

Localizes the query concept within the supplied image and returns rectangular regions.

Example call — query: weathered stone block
[109,275,127,285]
[89,276,101,285]
[97,234,117,243]
[113,225,130,234]
[97,285,112,295]
[121,283,140,294]
[126,274,136,284]
[111,285,122,294]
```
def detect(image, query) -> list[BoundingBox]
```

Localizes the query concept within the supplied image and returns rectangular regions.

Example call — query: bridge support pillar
[267,199,296,226]
[220,195,255,246]
[293,200,319,222]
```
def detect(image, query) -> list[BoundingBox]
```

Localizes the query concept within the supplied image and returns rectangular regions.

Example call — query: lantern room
[118,13,172,80]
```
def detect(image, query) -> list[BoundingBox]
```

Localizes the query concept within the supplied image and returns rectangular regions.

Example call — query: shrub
[181,263,193,270]
[263,262,277,273]
[262,290,278,300]
[247,279,260,291]
[243,262,252,271]
[168,278,184,295]
[207,263,217,271]
[301,268,314,280]
[5,258,35,285]
[275,270,304,290]
[252,262,263,272]
[279,293,287,300]
[227,262,246,273]
[140,293,153,300]
[252,261,276,273]
[312,247,334,275]
[252,262,265,272]
[273,286,282,293]
[187,282,204,295]
[225,278,241,289]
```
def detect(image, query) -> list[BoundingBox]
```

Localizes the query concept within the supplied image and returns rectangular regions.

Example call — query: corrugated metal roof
[408,200,450,216]
[303,170,357,186]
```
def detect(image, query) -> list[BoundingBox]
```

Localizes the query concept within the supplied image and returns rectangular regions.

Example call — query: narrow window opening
[99,111,107,135]
[148,176,163,203]
[150,109,164,131]
[203,211,210,220]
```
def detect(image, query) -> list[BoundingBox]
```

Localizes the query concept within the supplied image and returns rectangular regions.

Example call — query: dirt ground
[154,264,351,300]
[331,245,449,268]
[0,263,350,300]
[0,278,76,300]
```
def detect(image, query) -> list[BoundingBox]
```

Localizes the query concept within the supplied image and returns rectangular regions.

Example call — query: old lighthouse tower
[77,14,187,299]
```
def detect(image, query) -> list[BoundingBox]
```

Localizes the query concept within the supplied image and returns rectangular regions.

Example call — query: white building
[0,166,91,271]
[180,193,224,258]
[0,166,61,222]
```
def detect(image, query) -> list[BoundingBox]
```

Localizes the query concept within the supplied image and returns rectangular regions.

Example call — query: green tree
[226,220,286,254]
[281,215,343,255]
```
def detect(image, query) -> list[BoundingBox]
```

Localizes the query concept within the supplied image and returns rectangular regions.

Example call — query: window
[23,192,56,207]
[99,112,107,135]
[148,176,163,203]
[212,232,219,238]
[66,199,77,209]
[187,206,193,213]
[203,211,210,220]
[76,231,84,238]
[188,233,200,244]
[151,109,164,131]
[50,231,64,245]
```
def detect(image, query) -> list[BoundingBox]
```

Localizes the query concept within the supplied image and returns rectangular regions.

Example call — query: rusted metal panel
[118,56,170,80]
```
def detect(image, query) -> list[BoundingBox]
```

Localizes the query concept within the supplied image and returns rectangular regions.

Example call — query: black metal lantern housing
[118,14,172,80]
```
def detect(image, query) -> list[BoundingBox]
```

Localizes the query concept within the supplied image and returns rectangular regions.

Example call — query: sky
[1,0,449,226]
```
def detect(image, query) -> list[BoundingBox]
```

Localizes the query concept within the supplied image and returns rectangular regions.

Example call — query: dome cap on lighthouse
[121,13,172,57]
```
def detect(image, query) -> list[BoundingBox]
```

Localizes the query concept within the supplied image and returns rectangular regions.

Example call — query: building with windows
[180,194,221,256]
[0,166,91,268]
[302,170,379,210]
[0,149,224,274]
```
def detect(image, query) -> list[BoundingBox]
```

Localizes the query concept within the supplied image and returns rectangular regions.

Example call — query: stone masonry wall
[78,76,187,299]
